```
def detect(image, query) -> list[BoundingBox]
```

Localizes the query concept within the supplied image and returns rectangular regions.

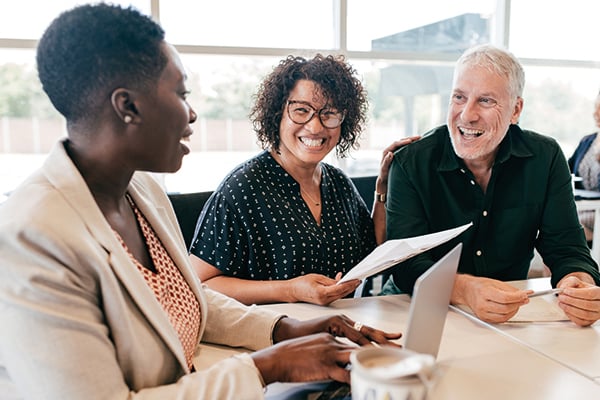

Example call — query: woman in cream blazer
[0,141,283,398]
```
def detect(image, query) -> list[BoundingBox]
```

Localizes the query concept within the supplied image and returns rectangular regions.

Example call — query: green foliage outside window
[0,63,58,119]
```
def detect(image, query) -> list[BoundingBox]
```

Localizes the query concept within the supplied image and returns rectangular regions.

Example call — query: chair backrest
[167,191,213,251]
[350,175,377,212]
[349,175,385,296]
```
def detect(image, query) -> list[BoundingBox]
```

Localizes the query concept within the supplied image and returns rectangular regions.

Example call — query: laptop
[403,243,462,358]
[265,244,462,400]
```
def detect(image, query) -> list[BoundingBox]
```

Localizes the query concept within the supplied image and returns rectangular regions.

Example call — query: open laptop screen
[403,243,462,358]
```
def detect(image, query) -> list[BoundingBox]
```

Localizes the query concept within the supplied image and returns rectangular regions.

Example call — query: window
[346,0,496,52]
[1,0,599,198]
[520,66,599,156]
[0,1,150,39]
[510,0,600,61]
[160,0,337,49]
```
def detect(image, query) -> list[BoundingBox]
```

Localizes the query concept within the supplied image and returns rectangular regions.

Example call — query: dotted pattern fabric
[115,195,201,370]
[190,150,376,281]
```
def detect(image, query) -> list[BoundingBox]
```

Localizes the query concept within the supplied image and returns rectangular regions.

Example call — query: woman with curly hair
[190,54,418,305]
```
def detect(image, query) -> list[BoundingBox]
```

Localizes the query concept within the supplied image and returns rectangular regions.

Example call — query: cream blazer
[0,140,283,400]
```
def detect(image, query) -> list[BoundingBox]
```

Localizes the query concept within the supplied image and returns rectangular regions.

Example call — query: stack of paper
[338,222,473,284]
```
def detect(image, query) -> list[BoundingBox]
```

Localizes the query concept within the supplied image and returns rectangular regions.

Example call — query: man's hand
[557,273,600,327]
[453,275,529,323]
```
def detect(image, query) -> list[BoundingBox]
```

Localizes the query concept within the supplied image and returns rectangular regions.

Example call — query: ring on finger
[353,321,363,332]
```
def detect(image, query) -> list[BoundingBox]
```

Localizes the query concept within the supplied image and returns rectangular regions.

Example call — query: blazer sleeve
[0,177,284,400]
[201,286,284,349]
[0,208,275,400]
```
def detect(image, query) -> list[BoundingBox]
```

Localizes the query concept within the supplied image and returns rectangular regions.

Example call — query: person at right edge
[383,44,600,327]
[568,90,600,243]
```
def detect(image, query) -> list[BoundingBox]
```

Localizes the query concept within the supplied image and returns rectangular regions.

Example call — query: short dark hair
[36,3,166,122]
[250,54,368,157]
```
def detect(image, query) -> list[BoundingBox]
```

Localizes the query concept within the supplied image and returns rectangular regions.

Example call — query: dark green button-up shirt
[387,124,600,294]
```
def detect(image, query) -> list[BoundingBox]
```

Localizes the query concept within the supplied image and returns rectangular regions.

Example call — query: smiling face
[131,42,196,173]
[447,64,523,166]
[276,79,341,168]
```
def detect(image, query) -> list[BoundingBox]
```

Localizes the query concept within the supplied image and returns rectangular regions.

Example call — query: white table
[485,278,600,382]
[196,290,600,399]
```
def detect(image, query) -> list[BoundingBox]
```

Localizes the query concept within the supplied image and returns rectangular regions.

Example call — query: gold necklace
[273,152,322,207]
[301,187,321,207]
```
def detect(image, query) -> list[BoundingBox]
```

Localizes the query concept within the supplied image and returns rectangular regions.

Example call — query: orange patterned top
[114,194,201,370]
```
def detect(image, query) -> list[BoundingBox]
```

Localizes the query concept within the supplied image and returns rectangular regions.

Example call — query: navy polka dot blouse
[189,150,376,280]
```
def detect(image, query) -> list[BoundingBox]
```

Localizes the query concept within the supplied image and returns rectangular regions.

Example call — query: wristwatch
[374,191,386,203]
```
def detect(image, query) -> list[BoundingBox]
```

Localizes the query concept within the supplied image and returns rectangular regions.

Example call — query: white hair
[455,44,525,99]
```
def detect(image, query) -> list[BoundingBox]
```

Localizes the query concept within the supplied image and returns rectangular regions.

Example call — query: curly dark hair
[36,3,166,123]
[250,54,368,158]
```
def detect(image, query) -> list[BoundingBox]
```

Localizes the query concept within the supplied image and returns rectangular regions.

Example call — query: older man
[385,44,600,326]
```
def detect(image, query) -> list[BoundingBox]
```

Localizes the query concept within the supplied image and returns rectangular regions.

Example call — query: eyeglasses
[286,100,346,129]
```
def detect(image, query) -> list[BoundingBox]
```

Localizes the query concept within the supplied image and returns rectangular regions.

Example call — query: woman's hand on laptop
[272,315,402,346]
[252,332,356,384]
[254,315,402,384]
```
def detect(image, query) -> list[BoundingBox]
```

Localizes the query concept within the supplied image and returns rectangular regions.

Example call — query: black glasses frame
[286,100,346,129]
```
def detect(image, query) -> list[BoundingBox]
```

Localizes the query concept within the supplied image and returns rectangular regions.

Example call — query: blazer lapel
[42,141,190,371]
[128,176,209,338]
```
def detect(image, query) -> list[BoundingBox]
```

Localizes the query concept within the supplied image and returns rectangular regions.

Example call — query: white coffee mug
[350,346,434,400]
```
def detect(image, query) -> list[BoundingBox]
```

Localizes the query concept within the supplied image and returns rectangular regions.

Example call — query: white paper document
[508,295,569,322]
[454,295,569,323]
[338,222,473,284]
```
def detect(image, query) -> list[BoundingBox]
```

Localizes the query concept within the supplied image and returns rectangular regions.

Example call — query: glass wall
[0,0,151,39]
[1,0,599,198]
[509,0,600,61]
[161,0,338,49]
[346,0,496,52]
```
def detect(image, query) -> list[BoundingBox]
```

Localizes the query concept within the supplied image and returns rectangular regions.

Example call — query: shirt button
[482,210,488,217]
[460,169,466,173]
[470,180,476,185]
[476,250,482,256]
